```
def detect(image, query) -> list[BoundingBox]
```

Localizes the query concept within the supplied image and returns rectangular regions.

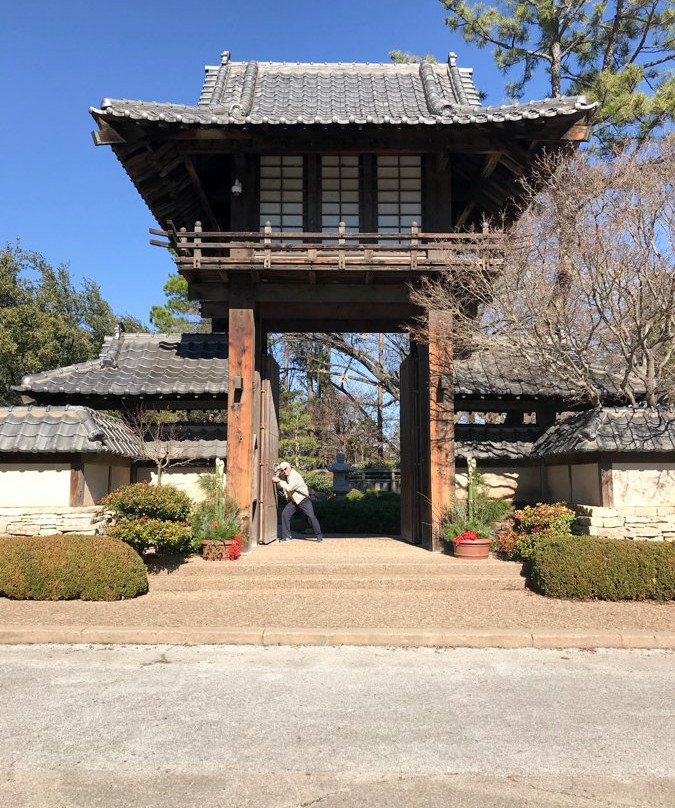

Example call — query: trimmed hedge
[102,483,192,522]
[313,491,400,533]
[0,535,148,601]
[529,535,675,601]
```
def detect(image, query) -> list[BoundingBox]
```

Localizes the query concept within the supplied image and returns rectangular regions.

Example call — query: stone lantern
[327,451,355,498]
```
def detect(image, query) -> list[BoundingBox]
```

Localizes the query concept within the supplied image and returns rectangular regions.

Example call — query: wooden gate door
[257,355,280,545]
[399,345,431,546]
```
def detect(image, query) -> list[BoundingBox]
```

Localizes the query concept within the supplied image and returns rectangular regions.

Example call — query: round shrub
[108,518,193,555]
[529,535,675,600]
[0,535,148,601]
[497,502,575,560]
[102,482,192,522]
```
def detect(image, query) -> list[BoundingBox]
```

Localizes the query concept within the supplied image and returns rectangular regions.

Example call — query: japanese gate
[90,52,594,549]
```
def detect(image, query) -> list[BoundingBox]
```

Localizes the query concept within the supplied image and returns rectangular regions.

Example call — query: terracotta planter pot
[452,537,491,560]
[201,539,236,561]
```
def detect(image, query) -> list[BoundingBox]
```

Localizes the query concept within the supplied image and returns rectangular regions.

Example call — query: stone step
[151,562,524,579]
[149,573,526,592]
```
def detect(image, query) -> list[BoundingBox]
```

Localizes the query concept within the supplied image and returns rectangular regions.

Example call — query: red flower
[455,530,479,545]
[210,521,218,528]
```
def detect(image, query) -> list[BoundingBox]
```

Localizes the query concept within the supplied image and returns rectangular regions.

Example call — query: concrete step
[151,559,524,580]
[148,574,526,592]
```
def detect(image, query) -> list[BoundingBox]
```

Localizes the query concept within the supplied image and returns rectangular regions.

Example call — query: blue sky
[1,0,544,325]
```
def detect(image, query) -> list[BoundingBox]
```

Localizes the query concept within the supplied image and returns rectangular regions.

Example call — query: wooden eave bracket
[561,122,593,142]
[92,121,126,146]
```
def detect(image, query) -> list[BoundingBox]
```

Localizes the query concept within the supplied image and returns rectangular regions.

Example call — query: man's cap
[279,461,291,469]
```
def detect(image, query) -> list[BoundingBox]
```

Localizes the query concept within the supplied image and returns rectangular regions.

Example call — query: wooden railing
[150,221,503,271]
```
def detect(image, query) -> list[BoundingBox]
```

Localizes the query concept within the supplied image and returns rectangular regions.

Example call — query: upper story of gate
[90,52,594,300]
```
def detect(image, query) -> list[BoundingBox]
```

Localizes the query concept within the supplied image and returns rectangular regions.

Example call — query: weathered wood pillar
[226,281,257,516]
[428,310,455,551]
[69,458,85,507]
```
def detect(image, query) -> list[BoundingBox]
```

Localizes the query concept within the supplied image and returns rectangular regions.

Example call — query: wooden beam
[183,155,220,230]
[69,459,85,507]
[92,121,126,146]
[428,310,455,551]
[599,459,614,508]
[454,152,502,229]
[226,284,256,517]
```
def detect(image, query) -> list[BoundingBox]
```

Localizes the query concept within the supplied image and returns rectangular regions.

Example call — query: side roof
[452,349,628,404]
[18,333,630,406]
[92,52,593,129]
[455,424,541,461]
[15,331,229,403]
[532,407,675,457]
[0,406,142,457]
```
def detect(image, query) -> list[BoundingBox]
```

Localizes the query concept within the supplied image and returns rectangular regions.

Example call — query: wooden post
[69,458,85,507]
[428,309,455,551]
[226,282,256,518]
[193,221,202,269]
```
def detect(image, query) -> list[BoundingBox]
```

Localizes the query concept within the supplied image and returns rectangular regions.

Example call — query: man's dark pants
[281,497,322,539]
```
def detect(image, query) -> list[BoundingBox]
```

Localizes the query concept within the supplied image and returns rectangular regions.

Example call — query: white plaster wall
[83,462,110,505]
[571,463,600,506]
[136,466,215,502]
[612,462,675,507]
[546,465,571,503]
[455,466,542,501]
[110,463,131,493]
[0,464,70,507]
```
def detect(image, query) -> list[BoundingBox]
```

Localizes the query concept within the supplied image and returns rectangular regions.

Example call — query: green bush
[313,491,400,533]
[102,482,192,522]
[108,518,193,554]
[346,488,365,501]
[0,535,148,600]
[495,502,575,560]
[303,471,333,496]
[529,535,675,600]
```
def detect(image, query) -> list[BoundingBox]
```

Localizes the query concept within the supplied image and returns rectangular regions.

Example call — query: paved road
[1,645,672,807]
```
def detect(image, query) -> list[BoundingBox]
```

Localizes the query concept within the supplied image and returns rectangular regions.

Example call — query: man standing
[272,461,323,542]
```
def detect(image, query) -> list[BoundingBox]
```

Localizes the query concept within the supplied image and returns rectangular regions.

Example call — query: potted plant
[191,459,246,560]
[443,458,512,559]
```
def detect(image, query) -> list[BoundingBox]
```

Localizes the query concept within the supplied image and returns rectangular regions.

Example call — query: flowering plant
[454,530,480,545]
[228,535,243,561]
[443,459,512,547]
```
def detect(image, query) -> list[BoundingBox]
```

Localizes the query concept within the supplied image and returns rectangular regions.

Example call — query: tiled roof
[455,424,542,461]
[16,331,229,399]
[145,423,227,461]
[532,407,675,457]
[452,350,625,401]
[91,52,595,128]
[0,406,142,457]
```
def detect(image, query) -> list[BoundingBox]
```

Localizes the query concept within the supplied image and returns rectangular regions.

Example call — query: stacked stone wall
[573,505,675,542]
[0,506,111,537]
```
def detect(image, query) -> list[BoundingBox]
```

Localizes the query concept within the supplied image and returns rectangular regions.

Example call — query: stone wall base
[0,506,111,537]
[573,504,675,542]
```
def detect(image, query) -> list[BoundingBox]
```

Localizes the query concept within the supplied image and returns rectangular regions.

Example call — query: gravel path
[0,538,672,632]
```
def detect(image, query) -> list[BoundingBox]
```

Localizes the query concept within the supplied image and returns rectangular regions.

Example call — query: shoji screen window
[321,156,359,233]
[259,156,303,232]
[377,155,422,239]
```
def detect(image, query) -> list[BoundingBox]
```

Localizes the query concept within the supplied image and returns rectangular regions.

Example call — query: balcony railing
[150,221,504,272]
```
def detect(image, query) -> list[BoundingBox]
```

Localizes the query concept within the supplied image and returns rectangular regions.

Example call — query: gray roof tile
[146,423,227,461]
[0,406,143,457]
[532,407,675,456]
[455,424,541,460]
[16,332,228,400]
[91,54,595,128]
[452,350,626,401]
